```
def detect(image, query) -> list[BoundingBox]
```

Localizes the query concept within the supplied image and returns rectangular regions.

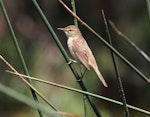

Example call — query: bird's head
[58,25,81,38]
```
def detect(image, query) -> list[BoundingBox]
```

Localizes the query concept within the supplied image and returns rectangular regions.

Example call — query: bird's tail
[93,66,108,87]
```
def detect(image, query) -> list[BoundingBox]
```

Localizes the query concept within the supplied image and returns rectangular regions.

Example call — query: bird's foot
[77,67,87,82]
[76,76,83,82]
[67,59,77,65]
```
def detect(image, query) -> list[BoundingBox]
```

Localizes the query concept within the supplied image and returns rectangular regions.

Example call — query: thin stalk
[102,10,130,117]
[0,1,43,117]
[83,95,88,117]
[146,0,150,22]
[7,71,150,116]
[32,0,102,117]
[109,20,150,63]
[71,0,78,26]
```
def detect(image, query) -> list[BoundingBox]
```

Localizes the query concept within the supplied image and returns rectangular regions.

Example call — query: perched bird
[58,25,108,87]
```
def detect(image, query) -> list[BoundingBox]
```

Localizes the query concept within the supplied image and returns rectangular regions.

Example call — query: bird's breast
[67,37,77,60]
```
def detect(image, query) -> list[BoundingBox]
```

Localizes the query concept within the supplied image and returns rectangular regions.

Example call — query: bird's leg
[67,59,77,65]
[81,68,87,78]
[77,65,87,82]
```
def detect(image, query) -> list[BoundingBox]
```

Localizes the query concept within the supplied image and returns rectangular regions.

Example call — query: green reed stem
[0,1,43,117]
[71,0,78,26]
[146,0,150,22]
[102,10,130,117]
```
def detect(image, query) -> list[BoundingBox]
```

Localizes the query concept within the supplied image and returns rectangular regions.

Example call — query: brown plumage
[58,25,108,87]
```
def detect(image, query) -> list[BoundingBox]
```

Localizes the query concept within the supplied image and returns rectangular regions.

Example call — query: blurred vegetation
[0,0,150,117]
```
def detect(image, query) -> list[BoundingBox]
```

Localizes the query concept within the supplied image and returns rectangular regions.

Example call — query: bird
[58,25,108,87]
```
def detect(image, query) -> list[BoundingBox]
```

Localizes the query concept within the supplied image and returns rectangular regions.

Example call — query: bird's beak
[57,28,65,31]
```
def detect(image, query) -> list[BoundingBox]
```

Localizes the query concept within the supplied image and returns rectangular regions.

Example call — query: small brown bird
[58,25,108,87]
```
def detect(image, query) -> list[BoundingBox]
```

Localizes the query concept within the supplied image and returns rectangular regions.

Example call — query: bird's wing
[72,39,90,70]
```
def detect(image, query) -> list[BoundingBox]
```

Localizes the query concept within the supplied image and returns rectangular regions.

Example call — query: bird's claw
[76,76,83,82]
[67,59,77,65]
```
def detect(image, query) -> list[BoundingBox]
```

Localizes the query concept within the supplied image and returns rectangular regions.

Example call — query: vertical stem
[146,0,150,22]
[0,1,43,117]
[83,95,88,117]
[71,0,78,26]
[102,10,130,117]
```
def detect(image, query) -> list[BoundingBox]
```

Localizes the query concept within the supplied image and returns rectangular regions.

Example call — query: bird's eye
[69,29,72,32]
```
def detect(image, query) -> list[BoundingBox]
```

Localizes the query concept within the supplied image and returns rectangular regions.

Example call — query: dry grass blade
[58,111,82,117]
[58,0,85,25]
